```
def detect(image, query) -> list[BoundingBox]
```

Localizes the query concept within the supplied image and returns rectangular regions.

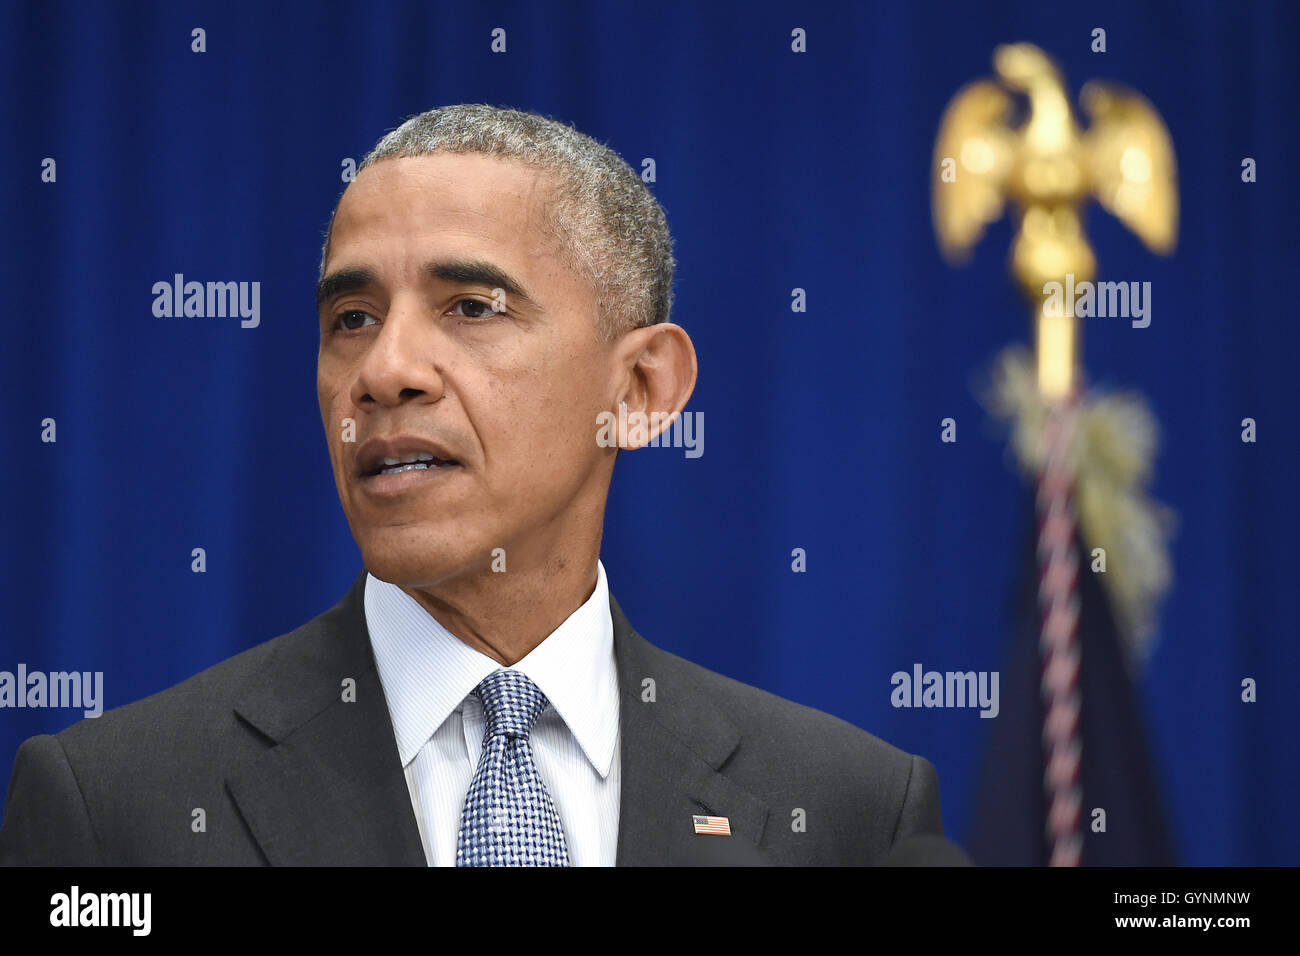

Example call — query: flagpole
[933,42,1177,866]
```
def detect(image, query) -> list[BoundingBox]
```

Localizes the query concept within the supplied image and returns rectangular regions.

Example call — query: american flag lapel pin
[692,814,731,836]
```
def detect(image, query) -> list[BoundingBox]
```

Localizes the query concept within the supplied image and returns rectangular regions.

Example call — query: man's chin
[358,541,492,591]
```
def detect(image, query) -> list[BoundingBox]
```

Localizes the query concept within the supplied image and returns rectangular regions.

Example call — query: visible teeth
[382,452,437,466]
[378,463,432,475]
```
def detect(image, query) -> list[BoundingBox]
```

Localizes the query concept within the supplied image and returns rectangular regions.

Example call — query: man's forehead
[337,153,552,226]
[326,153,566,269]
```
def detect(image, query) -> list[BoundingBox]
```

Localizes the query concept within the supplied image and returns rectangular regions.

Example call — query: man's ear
[611,323,698,450]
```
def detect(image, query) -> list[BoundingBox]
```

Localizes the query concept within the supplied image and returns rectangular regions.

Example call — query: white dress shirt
[365,560,621,866]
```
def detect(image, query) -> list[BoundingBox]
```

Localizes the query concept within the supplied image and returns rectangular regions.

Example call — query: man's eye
[451,298,505,321]
[334,310,377,331]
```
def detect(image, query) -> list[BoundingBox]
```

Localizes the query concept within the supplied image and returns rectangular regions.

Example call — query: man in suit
[0,104,943,866]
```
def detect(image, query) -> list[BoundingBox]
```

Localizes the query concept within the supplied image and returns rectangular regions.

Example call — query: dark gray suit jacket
[0,570,943,865]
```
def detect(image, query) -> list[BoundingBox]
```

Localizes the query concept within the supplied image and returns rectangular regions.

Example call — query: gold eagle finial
[933,42,1177,397]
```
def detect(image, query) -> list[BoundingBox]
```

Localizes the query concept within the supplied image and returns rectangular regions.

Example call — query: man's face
[317,153,617,589]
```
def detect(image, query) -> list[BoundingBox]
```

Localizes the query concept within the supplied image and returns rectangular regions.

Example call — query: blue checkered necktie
[456,669,571,867]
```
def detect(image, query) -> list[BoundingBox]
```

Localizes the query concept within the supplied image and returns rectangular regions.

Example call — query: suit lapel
[610,595,771,865]
[226,571,426,866]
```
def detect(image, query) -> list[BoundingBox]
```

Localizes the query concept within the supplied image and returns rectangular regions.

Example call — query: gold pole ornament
[932,42,1177,399]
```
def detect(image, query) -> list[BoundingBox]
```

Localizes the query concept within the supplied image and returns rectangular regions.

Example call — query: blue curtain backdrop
[1,0,1296,865]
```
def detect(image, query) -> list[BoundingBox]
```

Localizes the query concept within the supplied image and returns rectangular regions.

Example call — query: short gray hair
[319,103,675,339]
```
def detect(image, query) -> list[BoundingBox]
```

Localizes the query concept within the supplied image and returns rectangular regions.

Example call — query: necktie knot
[474,669,548,741]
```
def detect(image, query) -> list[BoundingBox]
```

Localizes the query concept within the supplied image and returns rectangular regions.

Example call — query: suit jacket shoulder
[609,598,944,865]
[0,571,423,866]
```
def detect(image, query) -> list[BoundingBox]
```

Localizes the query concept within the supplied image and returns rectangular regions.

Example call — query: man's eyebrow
[316,268,374,308]
[426,259,536,306]
[315,259,537,309]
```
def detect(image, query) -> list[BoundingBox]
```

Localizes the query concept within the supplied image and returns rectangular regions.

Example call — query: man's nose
[351,300,446,408]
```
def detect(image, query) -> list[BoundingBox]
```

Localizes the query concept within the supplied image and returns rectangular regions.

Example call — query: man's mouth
[355,435,464,481]
[366,453,460,477]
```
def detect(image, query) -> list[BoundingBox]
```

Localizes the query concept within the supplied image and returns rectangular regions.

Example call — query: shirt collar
[365,560,618,778]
